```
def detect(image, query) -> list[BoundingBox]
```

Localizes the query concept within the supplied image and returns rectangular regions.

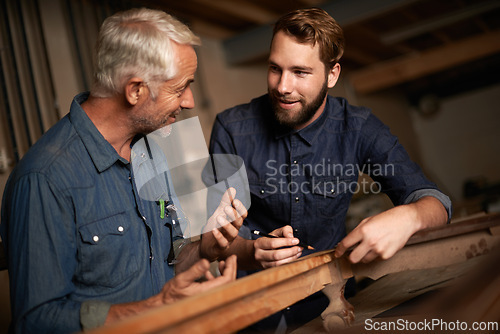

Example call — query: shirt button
[142,216,147,222]
[141,153,146,158]
[93,235,99,242]
[260,189,265,194]
[330,188,335,194]
[293,160,297,164]
[295,197,300,203]
[118,226,124,232]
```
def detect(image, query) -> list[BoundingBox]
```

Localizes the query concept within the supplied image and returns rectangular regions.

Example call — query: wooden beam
[344,46,380,66]
[194,0,277,24]
[380,1,500,45]
[223,0,420,64]
[352,225,500,280]
[406,213,500,245]
[348,30,500,94]
[87,213,500,334]
[88,250,342,334]
[190,19,234,39]
[298,0,328,6]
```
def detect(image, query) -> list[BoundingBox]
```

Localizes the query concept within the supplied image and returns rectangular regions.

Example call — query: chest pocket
[249,182,276,200]
[248,180,293,222]
[78,212,140,287]
[312,177,356,218]
[249,181,280,212]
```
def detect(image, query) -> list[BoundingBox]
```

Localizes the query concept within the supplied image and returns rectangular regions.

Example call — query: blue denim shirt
[0,93,179,333]
[209,94,452,329]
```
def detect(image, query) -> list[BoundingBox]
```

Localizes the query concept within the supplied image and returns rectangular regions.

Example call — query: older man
[0,8,247,333]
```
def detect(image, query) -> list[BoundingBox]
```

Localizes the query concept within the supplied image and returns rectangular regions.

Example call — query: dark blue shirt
[0,93,178,333]
[209,94,451,329]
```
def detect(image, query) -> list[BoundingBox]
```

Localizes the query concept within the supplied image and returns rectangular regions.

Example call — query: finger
[261,251,302,268]
[198,257,237,291]
[215,214,239,237]
[334,230,362,258]
[255,235,300,250]
[280,225,294,238]
[232,198,248,220]
[359,251,379,264]
[205,269,216,281]
[217,216,240,240]
[219,187,236,207]
[218,259,226,273]
[223,200,247,224]
[220,255,237,280]
[334,242,346,258]
[223,205,237,222]
[211,226,229,249]
[346,241,371,264]
[178,259,211,285]
[269,225,293,238]
[225,207,244,230]
[256,245,302,262]
[216,214,230,228]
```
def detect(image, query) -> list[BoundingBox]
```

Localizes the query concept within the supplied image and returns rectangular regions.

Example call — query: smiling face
[131,43,198,134]
[267,31,340,130]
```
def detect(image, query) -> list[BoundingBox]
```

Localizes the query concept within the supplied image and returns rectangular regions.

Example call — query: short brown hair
[272,8,344,69]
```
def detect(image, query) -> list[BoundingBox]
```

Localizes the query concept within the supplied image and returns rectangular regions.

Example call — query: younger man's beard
[270,80,329,129]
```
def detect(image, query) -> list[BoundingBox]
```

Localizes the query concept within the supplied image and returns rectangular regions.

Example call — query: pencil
[251,230,315,250]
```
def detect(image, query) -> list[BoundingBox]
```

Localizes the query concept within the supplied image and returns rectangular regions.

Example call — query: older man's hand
[200,187,248,261]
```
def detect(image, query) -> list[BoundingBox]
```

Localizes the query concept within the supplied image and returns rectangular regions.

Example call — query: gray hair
[91,8,201,98]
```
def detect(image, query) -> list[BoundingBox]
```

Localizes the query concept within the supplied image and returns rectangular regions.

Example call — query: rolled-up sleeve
[355,114,452,224]
[404,188,452,221]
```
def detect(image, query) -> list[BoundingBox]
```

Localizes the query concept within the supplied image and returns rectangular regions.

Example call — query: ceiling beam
[298,0,328,6]
[380,0,500,45]
[347,30,500,94]
[223,0,420,65]
[193,0,277,24]
[190,19,234,39]
[343,46,380,66]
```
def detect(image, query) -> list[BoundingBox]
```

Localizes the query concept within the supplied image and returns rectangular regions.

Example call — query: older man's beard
[269,80,329,129]
[132,109,180,135]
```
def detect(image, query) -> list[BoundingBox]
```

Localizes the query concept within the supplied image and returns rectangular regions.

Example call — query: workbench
[89,213,500,334]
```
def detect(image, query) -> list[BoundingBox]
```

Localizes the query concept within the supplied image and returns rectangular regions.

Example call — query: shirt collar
[69,92,128,172]
[273,96,330,146]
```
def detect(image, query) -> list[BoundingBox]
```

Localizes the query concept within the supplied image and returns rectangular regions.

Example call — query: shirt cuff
[80,300,112,330]
[403,189,453,222]
[173,238,191,259]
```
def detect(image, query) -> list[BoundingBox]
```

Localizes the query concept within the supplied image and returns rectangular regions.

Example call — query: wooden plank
[352,228,500,280]
[88,214,500,333]
[88,251,341,334]
[407,212,500,246]
[350,213,500,280]
[348,30,500,94]
[292,256,488,334]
